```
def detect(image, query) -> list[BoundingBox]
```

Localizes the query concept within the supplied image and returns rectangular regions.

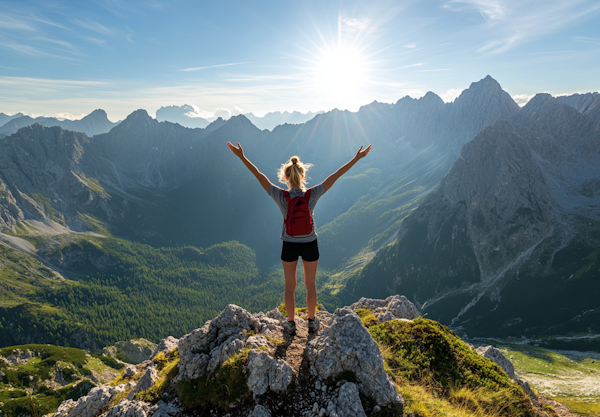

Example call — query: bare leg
[282,260,298,322]
[302,259,318,320]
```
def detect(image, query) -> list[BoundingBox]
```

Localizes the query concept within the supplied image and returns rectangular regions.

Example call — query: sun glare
[313,46,368,100]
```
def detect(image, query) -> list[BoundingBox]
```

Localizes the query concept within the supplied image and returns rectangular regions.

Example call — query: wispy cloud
[0,39,81,61]
[179,62,249,72]
[415,68,451,72]
[72,18,121,37]
[573,36,600,45]
[443,0,600,55]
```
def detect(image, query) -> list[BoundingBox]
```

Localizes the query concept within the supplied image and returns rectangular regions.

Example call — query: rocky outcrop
[308,308,401,407]
[349,294,419,322]
[103,339,157,364]
[55,385,126,417]
[477,345,538,401]
[56,300,414,417]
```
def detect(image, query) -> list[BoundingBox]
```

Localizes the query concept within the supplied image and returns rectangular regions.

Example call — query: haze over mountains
[0,109,119,138]
[0,75,598,351]
[155,103,322,130]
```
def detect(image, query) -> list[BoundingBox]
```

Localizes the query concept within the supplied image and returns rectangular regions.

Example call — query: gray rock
[307,312,401,406]
[178,304,257,381]
[247,404,272,417]
[336,382,366,417]
[104,339,157,364]
[207,335,246,373]
[150,336,179,360]
[518,380,538,401]
[151,400,183,417]
[123,365,137,378]
[102,399,157,417]
[247,350,294,396]
[55,385,125,417]
[349,295,419,321]
[246,335,269,349]
[476,346,517,379]
[127,367,159,400]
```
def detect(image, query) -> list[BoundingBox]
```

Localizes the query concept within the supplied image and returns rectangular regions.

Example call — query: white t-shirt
[268,184,326,242]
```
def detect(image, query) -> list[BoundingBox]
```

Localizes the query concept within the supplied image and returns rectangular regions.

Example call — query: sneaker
[283,321,297,335]
[308,317,319,334]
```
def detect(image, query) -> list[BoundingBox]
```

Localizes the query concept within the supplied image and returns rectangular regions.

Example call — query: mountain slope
[352,93,600,348]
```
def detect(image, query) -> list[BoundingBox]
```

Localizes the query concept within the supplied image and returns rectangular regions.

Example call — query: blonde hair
[277,156,313,190]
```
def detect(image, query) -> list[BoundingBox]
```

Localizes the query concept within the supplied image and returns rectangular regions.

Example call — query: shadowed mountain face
[0,76,519,269]
[352,93,600,348]
[0,112,25,126]
[0,109,119,137]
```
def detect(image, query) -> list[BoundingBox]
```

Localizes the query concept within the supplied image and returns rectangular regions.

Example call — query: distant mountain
[155,104,321,130]
[352,93,600,349]
[155,104,210,128]
[244,110,322,130]
[0,112,25,126]
[557,92,600,116]
[0,109,119,137]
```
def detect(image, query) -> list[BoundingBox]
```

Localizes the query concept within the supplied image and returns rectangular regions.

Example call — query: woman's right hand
[227,142,244,158]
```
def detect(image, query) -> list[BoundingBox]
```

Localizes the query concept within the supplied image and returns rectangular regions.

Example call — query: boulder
[247,350,294,396]
[476,346,517,379]
[150,336,179,360]
[55,385,126,417]
[247,404,272,417]
[336,382,367,417]
[127,367,159,400]
[104,339,157,364]
[307,310,401,406]
[177,304,257,381]
[349,295,419,321]
[101,399,156,417]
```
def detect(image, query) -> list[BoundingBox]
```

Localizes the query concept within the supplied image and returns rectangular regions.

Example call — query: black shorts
[281,239,320,262]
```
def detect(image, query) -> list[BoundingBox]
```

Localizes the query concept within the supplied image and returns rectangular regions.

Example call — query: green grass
[369,318,536,417]
[355,308,378,327]
[553,398,600,416]
[135,349,180,402]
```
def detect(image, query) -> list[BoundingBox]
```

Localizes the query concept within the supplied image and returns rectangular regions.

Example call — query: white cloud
[232,106,243,116]
[56,112,85,120]
[404,43,417,49]
[343,17,371,31]
[441,88,464,102]
[512,93,534,106]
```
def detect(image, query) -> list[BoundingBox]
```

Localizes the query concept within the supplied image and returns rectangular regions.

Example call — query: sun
[312,45,368,100]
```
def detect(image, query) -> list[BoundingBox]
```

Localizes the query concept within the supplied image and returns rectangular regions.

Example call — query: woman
[227,141,372,335]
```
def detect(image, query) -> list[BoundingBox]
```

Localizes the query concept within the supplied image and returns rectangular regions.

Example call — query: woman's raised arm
[322,144,372,192]
[227,142,272,192]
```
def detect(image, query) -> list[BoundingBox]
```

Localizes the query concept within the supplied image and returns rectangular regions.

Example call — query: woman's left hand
[355,144,372,160]
[227,142,245,158]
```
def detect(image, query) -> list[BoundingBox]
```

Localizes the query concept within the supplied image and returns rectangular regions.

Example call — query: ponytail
[277,156,313,190]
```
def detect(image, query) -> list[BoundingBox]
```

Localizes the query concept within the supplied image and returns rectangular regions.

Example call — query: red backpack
[282,189,313,236]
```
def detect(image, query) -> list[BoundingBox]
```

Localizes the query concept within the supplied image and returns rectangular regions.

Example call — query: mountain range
[0,75,598,351]
[0,109,119,138]
[155,104,322,130]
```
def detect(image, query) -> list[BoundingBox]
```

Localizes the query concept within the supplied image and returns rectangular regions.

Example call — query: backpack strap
[282,190,291,203]
[304,188,312,201]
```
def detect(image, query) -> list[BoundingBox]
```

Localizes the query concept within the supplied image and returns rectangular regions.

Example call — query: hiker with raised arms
[227,142,372,335]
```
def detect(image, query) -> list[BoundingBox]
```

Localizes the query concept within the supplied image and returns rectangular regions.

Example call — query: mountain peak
[83,109,109,121]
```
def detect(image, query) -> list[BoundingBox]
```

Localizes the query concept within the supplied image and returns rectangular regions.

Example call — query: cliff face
[352,93,600,346]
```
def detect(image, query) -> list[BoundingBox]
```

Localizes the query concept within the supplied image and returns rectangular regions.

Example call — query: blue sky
[1,0,599,121]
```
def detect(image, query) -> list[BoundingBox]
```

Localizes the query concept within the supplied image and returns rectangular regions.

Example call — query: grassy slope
[495,344,600,416]
[0,344,122,417]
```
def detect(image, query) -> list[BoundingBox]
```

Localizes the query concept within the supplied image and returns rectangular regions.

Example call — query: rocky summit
[48,295,544,417]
